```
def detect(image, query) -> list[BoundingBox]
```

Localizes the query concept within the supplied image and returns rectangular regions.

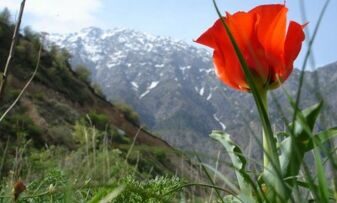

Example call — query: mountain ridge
[47,26,337,159]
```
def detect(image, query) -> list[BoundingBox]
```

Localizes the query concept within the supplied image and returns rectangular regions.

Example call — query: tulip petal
[225,11,255,51]
[213,50,249,91]
[282,21,305,80]
[251,5,288,69]
[224,12,257,89]
[213,50,241,90]
[195,4,305,91]
[251,4,287,49]
[226,11,271,84]
[196,16,249,91]
[195,18,226,49]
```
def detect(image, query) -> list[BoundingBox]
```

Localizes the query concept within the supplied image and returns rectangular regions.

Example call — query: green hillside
[0,11,205,202]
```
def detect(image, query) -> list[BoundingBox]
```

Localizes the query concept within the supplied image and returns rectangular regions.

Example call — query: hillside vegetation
[0,10,205,202]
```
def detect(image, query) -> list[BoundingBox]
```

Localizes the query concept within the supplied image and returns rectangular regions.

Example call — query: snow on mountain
[47,27,220,103]
[46,26,337,157]
[47,26,232,149]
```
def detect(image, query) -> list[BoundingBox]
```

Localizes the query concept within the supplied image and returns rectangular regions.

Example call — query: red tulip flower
[196,4,305,91]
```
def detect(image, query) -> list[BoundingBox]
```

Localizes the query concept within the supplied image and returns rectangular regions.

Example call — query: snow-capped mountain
[48,27,337,156]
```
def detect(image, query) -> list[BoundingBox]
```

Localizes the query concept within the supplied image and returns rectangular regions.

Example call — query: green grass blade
[195,153,225,203]
[210,132,250,192]
[304,127,337,152]
[202,163,240,194]
[313,147,330,202]
[291,0,331,136]
[99,185,125,203]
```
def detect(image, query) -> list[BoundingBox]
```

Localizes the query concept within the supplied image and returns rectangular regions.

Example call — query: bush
[111,176,181,203]
[115,103,140,125]
[87,111,110,131]
[0,113,43,146]
[75,64,91,83]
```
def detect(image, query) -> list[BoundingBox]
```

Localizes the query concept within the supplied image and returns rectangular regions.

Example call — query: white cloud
[1,0,103,33]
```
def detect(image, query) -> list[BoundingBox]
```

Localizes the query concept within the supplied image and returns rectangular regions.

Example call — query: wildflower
[196,4,305,91]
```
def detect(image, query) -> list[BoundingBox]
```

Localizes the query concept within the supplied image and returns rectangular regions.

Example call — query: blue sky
[1,0,337,68]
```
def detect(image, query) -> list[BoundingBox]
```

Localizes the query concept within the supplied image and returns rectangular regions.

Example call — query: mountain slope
[48,27,337,158]
[0,22,202,181]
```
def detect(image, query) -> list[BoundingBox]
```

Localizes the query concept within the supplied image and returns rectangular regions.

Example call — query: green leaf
[99,185,125,203]
[279,102,322,186]
[313,147,330,202]
[202,163,240,194]
[277,103,337,202]
[88,188,110,203]
[301,102,323,131]
[279,102,337,203]
[297,180,335,200]
[88,186,125,203]
[289,101,322,141]
[195,154,225,203]
[304,127,337,152]
[210,131,255,202]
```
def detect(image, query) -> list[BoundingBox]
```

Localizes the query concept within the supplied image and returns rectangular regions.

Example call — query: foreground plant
[195,2,337,203]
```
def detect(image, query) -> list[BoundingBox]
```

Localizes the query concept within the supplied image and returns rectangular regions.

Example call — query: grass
[0,124,185,202]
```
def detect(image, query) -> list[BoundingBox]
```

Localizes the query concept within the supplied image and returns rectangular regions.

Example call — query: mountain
[47,27,337,159]
[0,21,202,181]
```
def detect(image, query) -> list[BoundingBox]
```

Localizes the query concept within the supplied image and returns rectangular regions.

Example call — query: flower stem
[260,90,271,168]
[260,90,286,202]
[259,90,276,170]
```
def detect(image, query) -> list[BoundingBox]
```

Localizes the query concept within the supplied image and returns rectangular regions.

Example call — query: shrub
[87,111,110,131]
[75,64,91,83]
[110,176,181,203]
[91,83,105,97]
[0,113,44,148]
[115,103,140,125]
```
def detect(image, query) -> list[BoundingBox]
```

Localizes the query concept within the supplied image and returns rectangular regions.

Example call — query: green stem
[260,90,287,202]
[259,89,279,171]
[260,90,270,169]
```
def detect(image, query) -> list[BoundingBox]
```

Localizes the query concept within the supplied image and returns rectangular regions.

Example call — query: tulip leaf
[210,131,255,202]
[279,102,324,182]
[313,146,330,202]
[296,180,335,200]
[301,102,323,130]
[288,101,323,141]
[277,131,289,138]
[304,127,337,152]
[278,106,337,202]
